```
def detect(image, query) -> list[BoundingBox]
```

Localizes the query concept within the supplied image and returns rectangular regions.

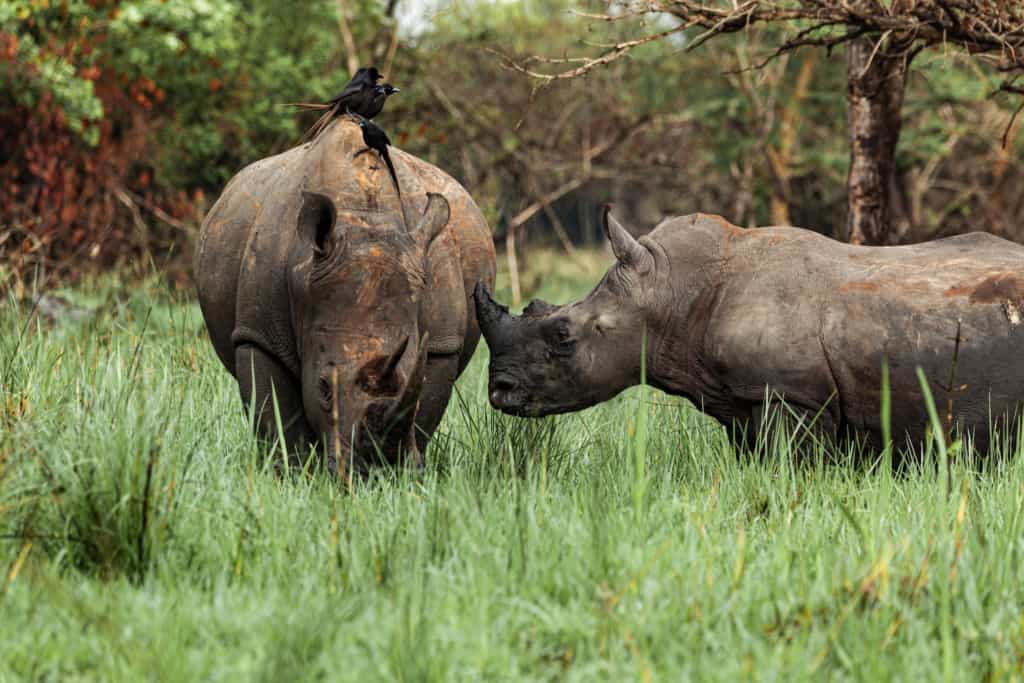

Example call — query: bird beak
[392,88,401,93]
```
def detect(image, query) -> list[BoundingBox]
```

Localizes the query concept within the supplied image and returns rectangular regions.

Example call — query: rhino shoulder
[928,231,1022,254]
[391,147,495,296]
[198,145,308,252]
[647,213,750,249]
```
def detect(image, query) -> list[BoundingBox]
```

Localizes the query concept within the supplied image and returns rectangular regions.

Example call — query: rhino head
[288,190,450,472]
[474,207,655,416]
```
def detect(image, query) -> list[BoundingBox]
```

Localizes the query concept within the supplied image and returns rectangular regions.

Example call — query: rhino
[474,208,1024,453]
[196,119,495,473]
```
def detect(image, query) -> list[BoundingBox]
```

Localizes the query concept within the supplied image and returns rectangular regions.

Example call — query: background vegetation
[3,0,1023,297]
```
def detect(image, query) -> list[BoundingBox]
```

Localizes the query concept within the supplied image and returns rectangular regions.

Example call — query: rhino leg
[235,344,313,464]
[412,353,461,453]
[742,400,840,456]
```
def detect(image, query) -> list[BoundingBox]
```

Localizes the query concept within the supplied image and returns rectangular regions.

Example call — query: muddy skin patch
[838,281,881,293]
[944,273,1024,325]
[944,273,1024,303]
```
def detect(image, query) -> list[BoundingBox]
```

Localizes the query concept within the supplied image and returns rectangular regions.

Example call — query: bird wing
[329,69,379,104]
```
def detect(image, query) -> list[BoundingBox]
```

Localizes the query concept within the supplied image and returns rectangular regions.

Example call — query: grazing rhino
[196,119,495,473]
[474,208,1024,453]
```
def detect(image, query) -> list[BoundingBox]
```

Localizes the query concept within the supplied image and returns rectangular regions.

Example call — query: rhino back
[818,233,1024,442]
[652,216,1024,444]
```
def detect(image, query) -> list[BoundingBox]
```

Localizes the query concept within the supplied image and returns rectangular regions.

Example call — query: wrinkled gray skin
[476,208,1024,453]
[196,119,495,473]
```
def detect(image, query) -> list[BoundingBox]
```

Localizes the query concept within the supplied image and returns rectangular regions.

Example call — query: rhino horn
[603,205,653,274]
[380,336,409,382]
[399,333,429,414]
[412,192,451,247]
[473,282,512,342]
[360,333,429,465]
[385,333,429,449]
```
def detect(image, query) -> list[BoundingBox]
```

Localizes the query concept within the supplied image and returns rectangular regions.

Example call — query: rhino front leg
[412,353,461,454]
[235,344,313,464]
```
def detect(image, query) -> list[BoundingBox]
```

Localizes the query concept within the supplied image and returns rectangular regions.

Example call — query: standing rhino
[474,208,1024,453]
[196,119,495,472]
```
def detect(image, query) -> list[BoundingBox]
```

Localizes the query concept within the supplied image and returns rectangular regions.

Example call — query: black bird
[355,117,401,198]
[325,66,382,115]
[360,83,400,120]
[285,67,387,141]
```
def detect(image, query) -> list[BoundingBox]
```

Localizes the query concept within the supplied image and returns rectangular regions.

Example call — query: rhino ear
[413,193,450,247]
[297,191,337,255]
[603,205,652,274]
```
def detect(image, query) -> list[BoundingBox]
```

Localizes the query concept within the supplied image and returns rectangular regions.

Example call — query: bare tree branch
[486,20,695,84]
[499,1,1024,89]
[335,0,361,76]
[508,177,589,229]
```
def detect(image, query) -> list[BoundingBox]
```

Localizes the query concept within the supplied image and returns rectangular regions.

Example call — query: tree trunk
[767,51,817,226]
[845,35,911,245]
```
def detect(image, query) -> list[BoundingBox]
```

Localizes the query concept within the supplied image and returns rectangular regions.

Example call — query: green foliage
[2,0,353,188]
[1,4,104,143]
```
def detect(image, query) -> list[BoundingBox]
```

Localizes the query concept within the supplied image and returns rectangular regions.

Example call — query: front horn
[473,282,511,342]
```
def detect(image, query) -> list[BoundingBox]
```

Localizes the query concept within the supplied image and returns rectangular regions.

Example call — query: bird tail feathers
[279,102,333,110]
[301,104,342,143]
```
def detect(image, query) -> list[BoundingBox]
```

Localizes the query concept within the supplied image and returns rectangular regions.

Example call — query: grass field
[3,250,1024,681]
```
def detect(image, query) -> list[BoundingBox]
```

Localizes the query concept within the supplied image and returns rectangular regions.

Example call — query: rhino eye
[551,340,575,358]
[547,324,576,357]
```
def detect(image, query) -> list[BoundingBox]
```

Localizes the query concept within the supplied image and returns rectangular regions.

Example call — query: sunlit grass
[2,256,1024,680]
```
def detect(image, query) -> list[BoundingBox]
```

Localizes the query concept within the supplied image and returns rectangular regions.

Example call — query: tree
[0,0,395,282]
[504,0,1024,244]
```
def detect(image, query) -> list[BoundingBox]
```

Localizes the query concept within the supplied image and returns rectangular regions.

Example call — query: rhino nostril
[492,377,518,395]
[490,378,521,408]
[318,376,333,409]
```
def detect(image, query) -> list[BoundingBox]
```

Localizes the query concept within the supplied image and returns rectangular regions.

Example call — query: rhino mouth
[488,375,567,417]
[493,401,542,418]
[497,401,580,418]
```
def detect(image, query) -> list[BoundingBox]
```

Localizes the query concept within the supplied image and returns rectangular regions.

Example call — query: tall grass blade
[633,323,649,522]
[915,366,949,494]
[880,359,892,472]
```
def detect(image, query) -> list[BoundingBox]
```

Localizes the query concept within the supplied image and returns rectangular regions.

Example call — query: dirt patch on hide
[944,274,1024,304]
[838,282,880,293]
[837,279,934,295]
[706,215,788,247]
[945,273,1024,325]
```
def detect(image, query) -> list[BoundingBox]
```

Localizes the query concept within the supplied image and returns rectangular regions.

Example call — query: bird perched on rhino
[355,117,401,199]
[283,66,400,141]
[362,83,401,119]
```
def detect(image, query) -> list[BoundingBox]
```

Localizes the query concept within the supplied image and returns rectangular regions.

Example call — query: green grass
[3,256,1024,681]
